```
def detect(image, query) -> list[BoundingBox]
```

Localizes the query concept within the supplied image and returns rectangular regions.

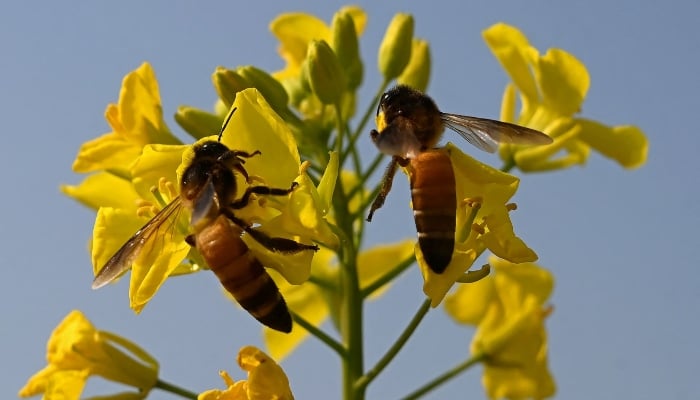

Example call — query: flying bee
[367,85,552,274]
[92,110,318,333]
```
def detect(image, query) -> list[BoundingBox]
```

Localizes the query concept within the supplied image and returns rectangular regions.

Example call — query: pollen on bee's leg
[506,202,518,212]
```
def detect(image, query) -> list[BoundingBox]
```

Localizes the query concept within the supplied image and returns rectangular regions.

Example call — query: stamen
[462,196,483,208]
[299,160,311,175]
[456,263,491,283]
[472,223,486,235]
[506,202,518,211]
[136,203,159,219]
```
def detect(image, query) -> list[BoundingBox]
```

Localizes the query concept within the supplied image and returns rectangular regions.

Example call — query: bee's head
[376,85,440,133]
[371,85,442,158]
[193,141,230,161]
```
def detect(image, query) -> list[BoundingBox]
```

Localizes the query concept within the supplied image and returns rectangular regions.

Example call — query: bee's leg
[185,234,196,247]
[221,209,319,253]
[367,156,401,222]
[230,182,298,209]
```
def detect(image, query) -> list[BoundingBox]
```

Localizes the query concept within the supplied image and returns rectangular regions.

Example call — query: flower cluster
[23,5,650,400]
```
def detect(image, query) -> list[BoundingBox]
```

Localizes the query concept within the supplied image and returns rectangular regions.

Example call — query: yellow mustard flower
[19,310,158,400]
[270,6,366,81]
[71,62,180,176]
[264,240,415,360]
[484,23,648,171]
[199,346,294,400]
[63,63,181,212]
[91,88,337,314]
[418,144,537,306]
[445,256,555,399]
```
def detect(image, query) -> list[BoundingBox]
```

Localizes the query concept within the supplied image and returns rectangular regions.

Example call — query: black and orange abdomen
[195,215,292,333]
[409,150,456,273]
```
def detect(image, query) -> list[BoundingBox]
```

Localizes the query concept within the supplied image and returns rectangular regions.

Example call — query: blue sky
[2,1,698,399]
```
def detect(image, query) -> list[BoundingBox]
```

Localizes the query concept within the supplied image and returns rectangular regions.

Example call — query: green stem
[154,379,198,399]
[354,299,431,392]
[399,353,487,400]
[291,311,347,358]
[361,253,415,299]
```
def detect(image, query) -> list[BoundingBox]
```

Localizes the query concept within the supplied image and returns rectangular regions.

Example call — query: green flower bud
[304,40,346,105]
[378,13,414,80]
[236,65,290,113]
[397,39,431,92]
[332,11,363,90]
[212,66,250,108]
[174,106,224,140]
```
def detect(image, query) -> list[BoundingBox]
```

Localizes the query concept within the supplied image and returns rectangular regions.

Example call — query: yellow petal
[117,63,177,145]
[358,240,415,299]
[535,48,589,116]
[576,118,649,168]
[483,23,539,105]
[480,208,538,263]
[444,274,495,325]
[91,207,147,277]
[238,346,294,400]
[220,89,301,188]
[19,368,88,399]
[61,172,139,211]
[420,242,480,307]
[72,131,142,174]
[129,227,190,313]
[132,143,187,200]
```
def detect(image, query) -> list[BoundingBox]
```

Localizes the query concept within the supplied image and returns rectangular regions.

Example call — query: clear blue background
[2,1,698,399]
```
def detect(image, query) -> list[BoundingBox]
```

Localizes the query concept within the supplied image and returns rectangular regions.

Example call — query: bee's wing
[190,177,218,227]
[441,113,552,153]
[92,198,183,289]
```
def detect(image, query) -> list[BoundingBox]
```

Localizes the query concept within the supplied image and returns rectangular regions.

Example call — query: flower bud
[378,13,414,80]
[332,11,363,90]
[397,38,431,92]
[174,106,223,140]
[237,65,290,114]
[304,40,346,105]
[212,66,250,108]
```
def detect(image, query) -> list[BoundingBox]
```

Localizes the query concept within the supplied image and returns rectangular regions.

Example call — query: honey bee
[367,85,552,273]
[92,110,318,333]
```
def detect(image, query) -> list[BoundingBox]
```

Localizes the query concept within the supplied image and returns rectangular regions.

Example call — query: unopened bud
[378,13,414,80]
[332,11,363,90]
[237,66,289,113]
[304,40,346,105]
[397,39,431,92]
[174,106,224,140]
[212,67,250,108]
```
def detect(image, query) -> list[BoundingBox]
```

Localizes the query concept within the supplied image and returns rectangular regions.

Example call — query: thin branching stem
[354,299,431,392]
[291,311,347,358]
[155,379,198,399]
[399,353,486,400]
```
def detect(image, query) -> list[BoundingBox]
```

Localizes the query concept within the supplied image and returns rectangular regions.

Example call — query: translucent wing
[440,113,552,153]
[92,198,183,289]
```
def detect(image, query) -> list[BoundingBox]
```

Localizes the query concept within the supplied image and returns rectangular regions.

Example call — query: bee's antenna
[218,107,237,142]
